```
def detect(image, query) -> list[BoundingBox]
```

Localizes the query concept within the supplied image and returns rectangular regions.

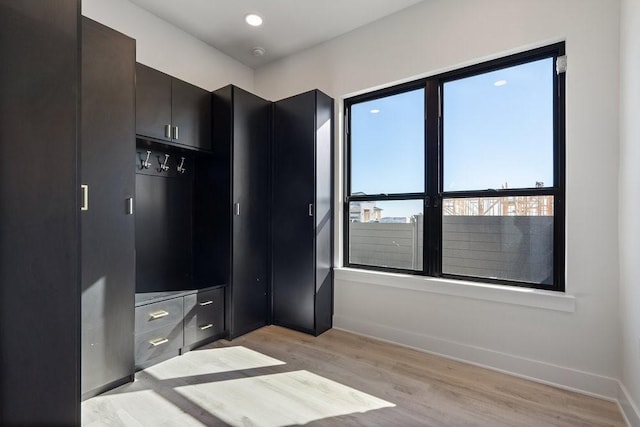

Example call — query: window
[345,43,565,291]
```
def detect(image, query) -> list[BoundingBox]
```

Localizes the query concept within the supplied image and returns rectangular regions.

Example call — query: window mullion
[425,79,441,277]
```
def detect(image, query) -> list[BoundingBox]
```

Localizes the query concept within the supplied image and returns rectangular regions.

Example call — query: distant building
[349,196,383,222]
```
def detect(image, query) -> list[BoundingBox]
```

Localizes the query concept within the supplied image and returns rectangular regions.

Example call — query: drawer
[135,297,183,334]
[134,322,183,369]
[184,288,224,346]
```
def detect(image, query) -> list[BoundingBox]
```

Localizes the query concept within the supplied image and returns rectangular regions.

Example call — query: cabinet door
[230,88,270,337]
[272,91,317,333]
[135,63,172,141]
[0,1,80,424]
[172,79,212,150]
[81,18,136,398]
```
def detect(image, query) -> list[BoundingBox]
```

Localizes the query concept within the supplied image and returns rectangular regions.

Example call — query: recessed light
[494,79,507,87]
[370,109,380,114]
[245,14,263,26]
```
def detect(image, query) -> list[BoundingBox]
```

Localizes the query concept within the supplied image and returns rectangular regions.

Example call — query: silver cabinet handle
[234,203,240,216]
[200,324,213,331]
[149,310,169,319]
[172,126,179,140]
[164,124,171,138]
[199,300,213,306]
[81,185,89,211]
[126,197,134,215]
[149,338,169,347]
[308,203,313,217]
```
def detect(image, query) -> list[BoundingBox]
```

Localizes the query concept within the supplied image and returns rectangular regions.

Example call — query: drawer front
[184,288,224,346]
[135,297,183,334]
[134,323,183,368]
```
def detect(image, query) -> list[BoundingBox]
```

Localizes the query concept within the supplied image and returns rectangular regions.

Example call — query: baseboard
[81,375,133,401]
[334,314,619,401]
[618,382,640,427]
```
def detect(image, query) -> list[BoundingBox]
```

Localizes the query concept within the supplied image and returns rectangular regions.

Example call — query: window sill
[334,267,575,313]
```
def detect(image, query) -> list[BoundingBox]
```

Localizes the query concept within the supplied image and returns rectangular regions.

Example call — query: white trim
[335,267,576,313]
[334,314,619,400]
[618,382,640,427]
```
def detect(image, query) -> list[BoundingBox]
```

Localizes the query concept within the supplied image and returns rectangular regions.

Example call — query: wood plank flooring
[82,326,626,426]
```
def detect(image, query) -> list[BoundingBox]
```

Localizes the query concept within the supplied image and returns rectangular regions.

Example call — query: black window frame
[344,42,566,291]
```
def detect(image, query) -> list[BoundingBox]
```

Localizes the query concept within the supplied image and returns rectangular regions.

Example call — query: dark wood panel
[135,171,194,293]
[172,78,211,150]
[314,91,334,335]
[134,297,185,334]
[80,17,136,399]
[210,86,233,333]
[135,63,172,142]
[211,85,270,339]
[183,288,225,346]
[134,322,183,370]
[0,0,80,424]
[230,87,271,337]
[272,91,317,333]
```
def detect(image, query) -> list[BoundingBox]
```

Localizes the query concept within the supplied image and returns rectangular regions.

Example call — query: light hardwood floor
[82,326,626,426]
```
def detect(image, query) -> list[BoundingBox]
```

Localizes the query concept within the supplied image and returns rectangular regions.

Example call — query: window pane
[442,196,554,285]
[350,89,424,195]
[349,200,423,270]
[443,58,554,192]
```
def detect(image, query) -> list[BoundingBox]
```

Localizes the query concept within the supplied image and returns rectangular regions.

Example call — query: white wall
[619,0,640,423]
[82,0,253,92]
[255,0,622,400]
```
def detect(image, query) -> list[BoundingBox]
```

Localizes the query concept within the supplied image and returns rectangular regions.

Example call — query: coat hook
[141,150,152,169]
[177,157,186,174]
[159,153,170,172]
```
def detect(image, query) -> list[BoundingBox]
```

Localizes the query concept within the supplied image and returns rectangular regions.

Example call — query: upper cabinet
[135,63,211,151]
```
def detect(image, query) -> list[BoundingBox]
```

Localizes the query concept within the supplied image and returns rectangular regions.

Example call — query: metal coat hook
[177,157,186,174]
[159,153,170,172]
[141,150,152,169]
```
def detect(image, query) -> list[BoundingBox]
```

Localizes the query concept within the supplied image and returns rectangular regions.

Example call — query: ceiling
[128,0,425,69]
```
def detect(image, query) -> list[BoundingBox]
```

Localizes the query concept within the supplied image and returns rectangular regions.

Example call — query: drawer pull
[200,324,214,330]
[149,310,169,319]
[199,300,213,306]
[149,338,169,347]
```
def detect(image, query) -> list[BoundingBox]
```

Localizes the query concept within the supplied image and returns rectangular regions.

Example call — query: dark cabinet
[134,294,184,370]
[272,90,334,336]
[133,286,225,370]
[183,287,225,348]
[0,0,80,424]
[211,85,271,338]
[81,18,136,400]
[135,63,171,141]
[136,63,211,150]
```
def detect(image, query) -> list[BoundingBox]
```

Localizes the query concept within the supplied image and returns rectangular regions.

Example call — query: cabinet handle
[234,203,240,216]
[199,300,213,306]
[81,185,89,211]
[164,124,171,138]
[308,203,313,217]
[200,324,213,330]
[172,126,179,140]
[149,310,169,319]
[149,338,169,347]
[126,197,134,215]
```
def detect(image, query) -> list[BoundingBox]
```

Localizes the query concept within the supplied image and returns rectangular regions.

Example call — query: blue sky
[350,58,553,218]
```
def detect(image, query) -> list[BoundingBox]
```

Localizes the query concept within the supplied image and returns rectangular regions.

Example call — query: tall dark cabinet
[212,85,271,338]
[0,0,80,424]
[81,18,136,400]
[272,90,334,336]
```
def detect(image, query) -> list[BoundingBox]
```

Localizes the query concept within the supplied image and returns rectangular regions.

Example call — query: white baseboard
[334,314,619,401]
[618,382,640,427]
